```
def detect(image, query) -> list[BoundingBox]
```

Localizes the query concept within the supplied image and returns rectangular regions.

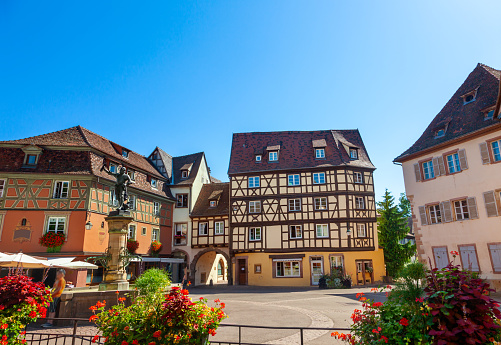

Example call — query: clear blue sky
[1,1,500,200]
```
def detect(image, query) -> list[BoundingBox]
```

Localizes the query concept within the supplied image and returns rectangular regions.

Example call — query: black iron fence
[24,318,351,345]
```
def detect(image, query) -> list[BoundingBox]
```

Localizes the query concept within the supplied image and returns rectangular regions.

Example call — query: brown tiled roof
[191,183,229,217]
[172,152,205,185]
[312,139,327,148]
[210,176,222,183]
[395,63,501,162]
[228,130,375,175]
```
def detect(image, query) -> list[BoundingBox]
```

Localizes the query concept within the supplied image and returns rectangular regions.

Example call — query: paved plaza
[27,285,387,344]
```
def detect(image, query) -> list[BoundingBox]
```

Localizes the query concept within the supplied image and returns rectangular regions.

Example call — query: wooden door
[356,260,374,285]
[311,257,323,285]
[238,259,247,285]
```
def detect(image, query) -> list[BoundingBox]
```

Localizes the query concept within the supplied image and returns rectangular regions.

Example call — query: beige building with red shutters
[395,63,501,288]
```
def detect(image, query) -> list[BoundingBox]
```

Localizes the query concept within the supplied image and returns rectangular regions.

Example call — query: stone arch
[190,247,231,286]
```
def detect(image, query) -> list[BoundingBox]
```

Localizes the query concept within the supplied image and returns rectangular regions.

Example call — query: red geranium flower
[399,317,409,326]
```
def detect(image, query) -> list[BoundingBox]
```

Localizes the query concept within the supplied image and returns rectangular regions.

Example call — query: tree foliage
[377,189,416,277]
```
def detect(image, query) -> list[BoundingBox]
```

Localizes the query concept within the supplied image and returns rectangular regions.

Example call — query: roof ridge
[76,125,93,147]
[479,63,501,80]
[0,125,87,145]
[234,129,358,136]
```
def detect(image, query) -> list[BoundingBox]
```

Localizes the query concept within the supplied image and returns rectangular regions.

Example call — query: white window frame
[181,170,188,178]
[210,200,217,208]
[454,200,469,221]
[354,172,363,184]
[313,172,325,184]
[199,222,209,236]
[289,225,302,239]
[110,189,118,206]
[428,204,442,224]
[315,148,325,159]
[109,163,117,173]
[288,174,300,186]
[248,176,260,188]
[176,194,188,208]
[255,155,262,162]
[355,197,365,210]
[128,195,136,210]
[174,223,187,246]
[330,255,343,270]
[446,153,461,174]
[314,197,328,210]
[422,160,435,180]
[0,179,5,198]
[151,178,158,189]
[151,228,160,242]
[128,224,136,240]
[214,221,224,235]
[154,202,160,215]
[45,216,67,235]
[492,140,501,162]
[275,260,301,277]
[249,201,261,213]
[141,227,147,236]
[269,151,278,161]
[288,198,301,212]
[53,181,70,199]
[249,227,261,241]
[127,169,135,181]
[350,149,358,159]
[316,224,328,238]
[122,150,129,159]
[357,224,366,237]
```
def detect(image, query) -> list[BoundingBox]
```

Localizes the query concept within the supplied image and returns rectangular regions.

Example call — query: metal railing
[25,318,351,345]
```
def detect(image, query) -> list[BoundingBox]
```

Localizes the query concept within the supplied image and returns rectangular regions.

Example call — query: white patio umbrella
[0,252,50,268]
[57,261,98,270]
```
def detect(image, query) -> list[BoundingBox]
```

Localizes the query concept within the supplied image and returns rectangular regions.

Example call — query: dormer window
[349,148,358,160]
[255,155,262,162]
[210,200,217,208]
[483,107,496,120]
[127,169,135,181]
[181,170,188,179]
[109,162,117,173]
[435,128,446,138]
[269,151,278,161]
[122,149,129,159]
[21,145,42,168]
[151,178,158,189]
[26,155,37,165]
[315,148,325,159]
[461,88,478,105]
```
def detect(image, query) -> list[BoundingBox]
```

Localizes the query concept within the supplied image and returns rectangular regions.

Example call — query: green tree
[377,189,416,277]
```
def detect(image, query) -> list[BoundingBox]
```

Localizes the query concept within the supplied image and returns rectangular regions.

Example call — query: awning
[0,252,50,268]
[131,257,185,263]
[272,258,303,262]
[56,261,98,270]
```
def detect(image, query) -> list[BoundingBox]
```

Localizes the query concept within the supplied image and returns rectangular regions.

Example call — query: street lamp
[85,220,93,230]
[346,227,352,236]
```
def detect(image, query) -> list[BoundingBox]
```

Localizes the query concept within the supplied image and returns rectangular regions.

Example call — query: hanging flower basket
[126,239,139,254]
[39,232,65,252]
[150,240,162,257]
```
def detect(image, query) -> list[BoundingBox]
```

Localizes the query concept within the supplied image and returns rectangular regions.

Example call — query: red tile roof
[395,63,501,162]
[228,130,375,175]
[191,183,229,217]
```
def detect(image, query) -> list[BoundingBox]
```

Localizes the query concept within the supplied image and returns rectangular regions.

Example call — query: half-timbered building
[0,126,175,286]
[228,130,385,286]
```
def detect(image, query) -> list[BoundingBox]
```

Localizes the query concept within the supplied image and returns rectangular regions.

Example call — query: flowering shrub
[126,239,139,253]
[135,268,171,296]
[38,232,65,250]
[90,287,226,344]
[150,241,162,254]
[0,275,51,344]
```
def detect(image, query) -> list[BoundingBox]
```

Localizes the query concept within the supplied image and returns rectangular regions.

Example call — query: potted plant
[341,274,352,288]
[39,232,65,253]
[150,240,162,257]
[126,239,139,254]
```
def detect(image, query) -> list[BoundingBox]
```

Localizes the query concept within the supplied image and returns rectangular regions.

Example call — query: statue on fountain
[101,163,134,212]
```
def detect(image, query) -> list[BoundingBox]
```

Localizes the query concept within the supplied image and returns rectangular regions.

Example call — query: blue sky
[1,1,501,200]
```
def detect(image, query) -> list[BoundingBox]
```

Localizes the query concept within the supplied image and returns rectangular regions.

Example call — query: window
[122,150,129,159]
[249,201,261,213]
[53,181,69,199]
[154,202,160,215]
[355,197,365,209]
[288,198,301,211]
[350,149,358,159]
[491,140,501,162]
[354,172,363,184]
[275,260,301,277]
[422,160,435,180]
[433,247,449,269]
[141,227,147,236]
[176,194,188,208]
[315,148,325,159]
[486,110,495,120]
[454,200,469,220]
[214,221,224,235]
[128,195,136,210]
[330,256,343,270]
[46,217,66,234]
[128,224,136,240]
[316,224,328,238]
[199,222,208,236]
[152,228,159,242]
[313,172,325,184]
[446,153,461,174]
[210,200,217,208]
[174,223,187,246]
[290,225,302,239]
[269,151,278,161]
[357,224,366,237]
[488,244,501,273]
[217,260,224,277]
[248,176,260,188]
[110,190,118,206]
[0,179,5,198]
[249,227,261,241]
[254,264,262,274]
[255,155,262,162]
[428,204,442,224]
[109,163,117,173]
[435,129,445,138]
[127,169,135,181]
[151,178,158,188]
[314,197,327,210]
[181,170,188,178]
[26,154,37,165]
[459,245,479,272]
[464,94,475,104]
[288,174,300,186]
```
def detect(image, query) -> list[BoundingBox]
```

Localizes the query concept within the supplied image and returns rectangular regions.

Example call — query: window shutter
[437,156,446,176]
[458,149,468,170]
[459,246,479,272]
[418,206,428,225]
[489,244,501,272]
[441,201,453,222]
[466,197,478,219]
[413,163,421,182]
[483,191,498,217]
[480,142,491,164]
[432,157,441,177]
